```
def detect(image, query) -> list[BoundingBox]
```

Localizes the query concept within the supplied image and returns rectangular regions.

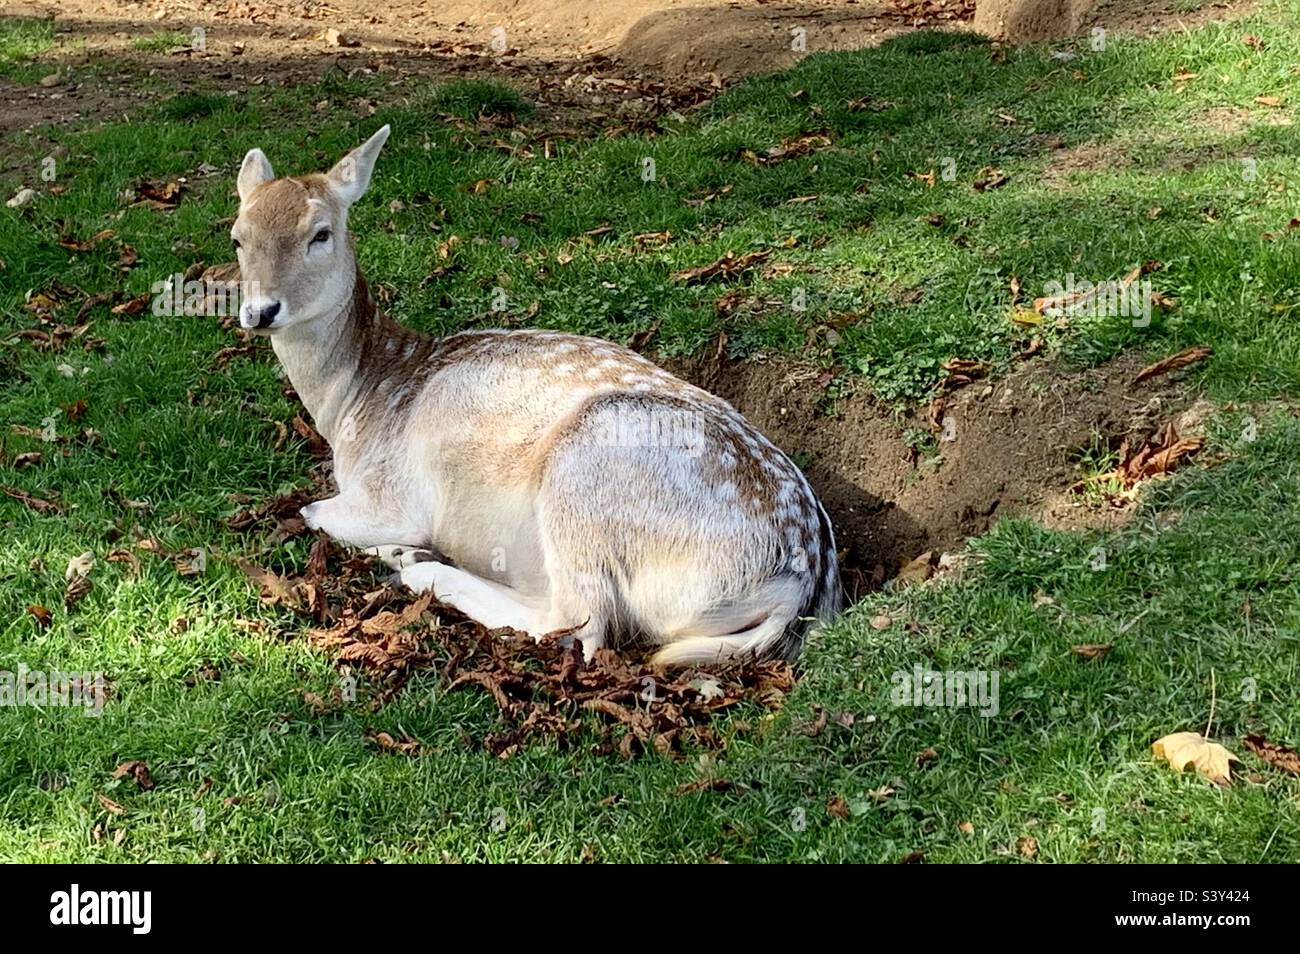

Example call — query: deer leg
[398,561,546,635]
[301,494,426,549]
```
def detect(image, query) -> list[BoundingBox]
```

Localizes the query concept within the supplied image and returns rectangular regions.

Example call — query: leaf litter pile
[231,515,794,759]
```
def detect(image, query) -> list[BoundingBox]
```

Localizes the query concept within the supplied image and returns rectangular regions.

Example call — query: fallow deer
[229,125,840,665]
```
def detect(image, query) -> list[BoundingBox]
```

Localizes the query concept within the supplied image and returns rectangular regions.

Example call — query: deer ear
[237,148,274,202]
[327,124,390,206]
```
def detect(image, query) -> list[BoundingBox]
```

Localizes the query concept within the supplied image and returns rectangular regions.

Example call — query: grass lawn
[1,3,1299,861]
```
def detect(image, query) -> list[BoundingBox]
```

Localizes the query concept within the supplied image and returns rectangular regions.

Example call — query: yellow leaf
[1151,731,1239,785]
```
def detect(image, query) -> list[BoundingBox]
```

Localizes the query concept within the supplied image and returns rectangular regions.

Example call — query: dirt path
[2,0,1255,135]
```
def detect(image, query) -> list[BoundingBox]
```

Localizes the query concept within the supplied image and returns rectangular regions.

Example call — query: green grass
[1,3,1299,861]
[129,31,190,53]
[0,16,54,80]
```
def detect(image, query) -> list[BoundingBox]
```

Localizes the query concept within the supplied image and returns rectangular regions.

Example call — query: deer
[228,125,841,666]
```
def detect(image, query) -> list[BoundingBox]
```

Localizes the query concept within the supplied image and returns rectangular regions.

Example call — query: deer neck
[269,260,400,446]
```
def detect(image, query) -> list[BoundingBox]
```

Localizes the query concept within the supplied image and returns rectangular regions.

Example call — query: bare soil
[1,0,1257,135]
[671,350,1203,591]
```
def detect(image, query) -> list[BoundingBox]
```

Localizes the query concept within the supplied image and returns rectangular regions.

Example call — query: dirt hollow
[671,351,1203,593]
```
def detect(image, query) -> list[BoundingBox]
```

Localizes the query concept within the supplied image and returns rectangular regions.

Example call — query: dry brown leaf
[1074,421,1204,495]
[897,550,937,587]
[672,250,771,285]
[1242,734,1300,775]
[2,485,64,514]
[111,294,151,316]
[1070,643,1113,661]
[64,574,93,610]
[1134,345,1213,384]
[130,178,184,209]
[740,133,831,166]
[59,228,117,252]
[673,778,733,795]
[366,730,426,756]
[111,760,155,791]
[96,793,126,815]
[973,167,1009,191]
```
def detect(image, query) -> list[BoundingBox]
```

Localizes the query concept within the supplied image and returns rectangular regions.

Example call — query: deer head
[230,124,390,333]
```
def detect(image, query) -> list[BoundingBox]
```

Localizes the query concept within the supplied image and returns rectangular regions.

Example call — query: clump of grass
[0,17,55,78]
[425,78,533,120]
[1070,428,1126,502]
[156,92,231,121]
[130,31,190,53]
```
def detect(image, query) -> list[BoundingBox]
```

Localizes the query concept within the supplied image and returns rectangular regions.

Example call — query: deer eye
[311,228,331,245]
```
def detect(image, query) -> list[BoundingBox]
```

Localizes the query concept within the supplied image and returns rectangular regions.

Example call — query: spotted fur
[230,126,841,666]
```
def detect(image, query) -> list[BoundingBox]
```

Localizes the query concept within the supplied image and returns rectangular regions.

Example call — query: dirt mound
[669,350,1202,591]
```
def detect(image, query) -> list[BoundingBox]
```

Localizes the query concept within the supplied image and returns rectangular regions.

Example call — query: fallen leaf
[740,133,831,166]
[672,250,771,285]
[129,178,184,210]
[868,785,895,804]
[27,604,53,628]
[673,778,733,795]
[96,793,127,816]
[1070,643,1113,661]
[111,294,151,316]
[291,414,330,458]
[111,760,155,791]
[1242,734,1300,775]
[897,550,937,587]
[1134,345,1213,384]
[1074,421,1204,494]
[65,551,95,580]
[1017,836,1038,858]
[64,574,93,609]
[826,796,851,819]
[366,730,426,755]
[973,167,1009,191]
[1152,731,1239,785]
[59,229,117,252]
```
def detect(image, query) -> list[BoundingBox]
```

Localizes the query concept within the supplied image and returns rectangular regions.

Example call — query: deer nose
[252,300,281,328]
